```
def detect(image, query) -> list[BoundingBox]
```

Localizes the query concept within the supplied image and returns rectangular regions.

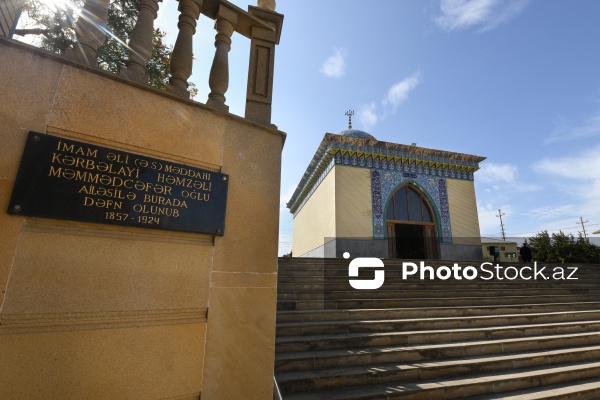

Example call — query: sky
[18,0,600,254]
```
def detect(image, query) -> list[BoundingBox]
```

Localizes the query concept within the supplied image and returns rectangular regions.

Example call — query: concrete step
[275,258,600,399]
[277,282,599,292]
[277,345,600,393]
[275,320,600,353]
[276,309,600,336]
[277,288,600,301]
[280,360,600,400]
[279,294,600,311]
[277,263,598,275]
[466,378,600,399]
[276,331,600,373]
[276,301,600,323]
[278,259,600,269]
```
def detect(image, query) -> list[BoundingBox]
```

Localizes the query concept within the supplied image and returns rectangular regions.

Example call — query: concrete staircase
[275,258,600,399]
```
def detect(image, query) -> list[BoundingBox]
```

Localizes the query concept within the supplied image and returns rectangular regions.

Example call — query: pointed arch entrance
[385,184,438,259]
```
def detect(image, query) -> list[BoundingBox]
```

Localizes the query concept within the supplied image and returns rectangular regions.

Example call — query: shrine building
[287,126,486,260]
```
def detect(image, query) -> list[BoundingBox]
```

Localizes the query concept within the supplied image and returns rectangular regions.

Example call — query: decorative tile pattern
[371,170,383,219]
[332,153,474,181]
[371,170,453,243]
[438,178,452,243]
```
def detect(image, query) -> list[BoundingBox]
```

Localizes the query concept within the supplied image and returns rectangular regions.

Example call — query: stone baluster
[206,5,238,112]
[168,0,203,98]
[66,0,110,66]
[244,5,283,126]
[121,0,161,83]
[257,0,276,11]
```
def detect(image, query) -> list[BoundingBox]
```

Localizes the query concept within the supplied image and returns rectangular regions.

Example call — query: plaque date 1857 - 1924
[8,132,228,235]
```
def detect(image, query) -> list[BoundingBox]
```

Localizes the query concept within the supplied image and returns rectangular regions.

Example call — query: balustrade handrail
[202,0,273,38]
[55,0,282,126]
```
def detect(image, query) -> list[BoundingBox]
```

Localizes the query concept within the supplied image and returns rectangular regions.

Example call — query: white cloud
[529,204,577,220]
[533,144,600,180]
[532,145,600,228]
[352,72,422,130]
[476,162,518,183]
[545,113,600,144]
[435,0,530,32]
[357,103,378,130]
[382,72,421,112]
[320,48,347,78]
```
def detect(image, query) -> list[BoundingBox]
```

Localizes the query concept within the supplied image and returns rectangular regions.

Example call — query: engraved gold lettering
[132,204,179,217]
[181,190,210,202]
[74,170,99,183]
[79,186,127,199]
[63,169,75,179]
[49,167,135,187]
[83,196,123,210]
[57,141,98,158]
[78,185,91,194]
[163,165,211,181]
[49,165,62,177]
[143,194,188,208]
[107,152,129,164]
[51,153,62,164]
[100,175,112,185]
[62,143,75,153]
[135,158,149,168]
[105,212,129,221]
[155,173,212,192]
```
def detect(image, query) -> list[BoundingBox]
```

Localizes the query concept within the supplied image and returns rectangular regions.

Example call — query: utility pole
[496,209,506,241]
[577,217,589,241]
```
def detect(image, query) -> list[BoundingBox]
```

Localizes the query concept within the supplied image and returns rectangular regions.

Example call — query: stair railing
[273,375,283,400]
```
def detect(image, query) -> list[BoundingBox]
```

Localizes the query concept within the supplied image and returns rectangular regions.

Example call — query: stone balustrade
[63,0,282,125]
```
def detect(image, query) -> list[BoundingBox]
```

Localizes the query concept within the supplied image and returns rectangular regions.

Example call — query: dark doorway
[395,224,426,259]
[385,184,438,259]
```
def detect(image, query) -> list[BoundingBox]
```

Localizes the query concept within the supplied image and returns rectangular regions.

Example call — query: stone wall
[0,38,284,400]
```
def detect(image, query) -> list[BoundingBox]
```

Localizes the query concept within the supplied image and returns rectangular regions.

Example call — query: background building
[481,237,519,262]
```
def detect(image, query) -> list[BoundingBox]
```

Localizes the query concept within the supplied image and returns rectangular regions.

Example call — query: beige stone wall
[446,178,481,246]
[292,168,336,257]
[0,39,283,400]
[335,166,372,238]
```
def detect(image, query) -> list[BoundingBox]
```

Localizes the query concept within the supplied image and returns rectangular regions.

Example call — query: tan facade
[446,179,482,246]
[335,166,373,238]
[292,168,337,257]
[292,165,373,257]
[0,38,284,400]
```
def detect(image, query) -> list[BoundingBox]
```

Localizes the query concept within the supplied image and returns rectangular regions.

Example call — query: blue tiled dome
[338,129,376,140]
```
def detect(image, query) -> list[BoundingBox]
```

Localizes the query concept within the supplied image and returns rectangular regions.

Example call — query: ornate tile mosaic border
[335,151,475,181]
[371,169,453,243]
